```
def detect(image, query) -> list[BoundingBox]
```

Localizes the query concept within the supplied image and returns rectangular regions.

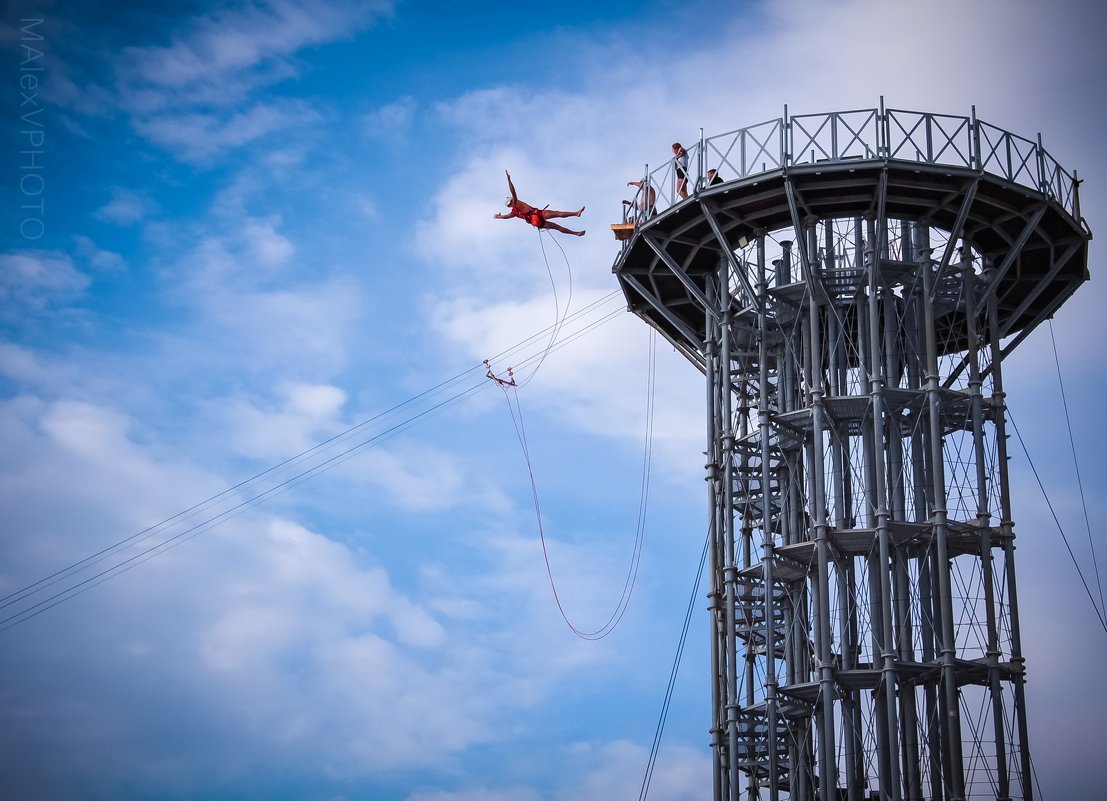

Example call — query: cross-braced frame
[613,103,1090,801]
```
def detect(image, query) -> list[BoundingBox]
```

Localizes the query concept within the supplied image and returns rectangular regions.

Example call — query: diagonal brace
[620,271,705,347]
[643,234,721,323]
[930,178,980,296]
[975,203,1048,315]
[699,200,758,302]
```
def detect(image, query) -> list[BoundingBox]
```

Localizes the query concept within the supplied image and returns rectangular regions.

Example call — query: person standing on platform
[672,142,690,199]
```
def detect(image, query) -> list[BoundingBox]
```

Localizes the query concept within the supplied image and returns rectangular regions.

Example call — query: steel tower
[612,103,1090,801]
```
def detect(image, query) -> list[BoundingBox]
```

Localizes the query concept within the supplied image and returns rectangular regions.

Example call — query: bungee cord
[515,227,574,388]
[1047,319,1104,619]
[1,291,628,632]
[0,378,491,633]
[1007,406,1107,637]
[638,519,710,801]
[482,227,657,640]
[487,328,657,640]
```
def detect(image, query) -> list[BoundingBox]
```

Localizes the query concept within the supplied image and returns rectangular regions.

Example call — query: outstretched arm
[505,170,518,203]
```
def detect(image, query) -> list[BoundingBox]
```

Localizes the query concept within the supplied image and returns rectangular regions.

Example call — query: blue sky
[2,1,1106,799]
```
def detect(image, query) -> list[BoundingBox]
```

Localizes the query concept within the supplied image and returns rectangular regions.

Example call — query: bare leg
[543,221,585,236]
[543,207,585,219]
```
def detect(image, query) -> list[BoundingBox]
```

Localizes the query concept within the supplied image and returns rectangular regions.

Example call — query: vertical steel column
[705,276,725,801]
[962,248,1011,800]
[807,222,837,801]
[984,261,1033,801]
[884,231,922,800]
[841,216,866,801]
[919,245,966,800]
[910,227,943,801]
[757,225,780,801]
[719,254,742,801]
[738,242,756,801]
[743,238,764,801]
[885,225,917,799]
[857,269,888,793]
[867,213,903,800]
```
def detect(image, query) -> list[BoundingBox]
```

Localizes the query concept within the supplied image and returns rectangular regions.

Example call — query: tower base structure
[613,104,1090,801]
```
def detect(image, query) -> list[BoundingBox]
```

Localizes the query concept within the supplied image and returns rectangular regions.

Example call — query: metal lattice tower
[613,103,1090,801]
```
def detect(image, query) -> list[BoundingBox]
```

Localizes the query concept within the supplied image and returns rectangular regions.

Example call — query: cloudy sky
[2,0,1106,799]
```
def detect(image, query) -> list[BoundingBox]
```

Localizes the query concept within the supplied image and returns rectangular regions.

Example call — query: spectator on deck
[623,180,657,222]
[672,142,690,199]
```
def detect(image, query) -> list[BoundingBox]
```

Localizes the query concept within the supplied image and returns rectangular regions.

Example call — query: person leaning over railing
[623,180,657,224]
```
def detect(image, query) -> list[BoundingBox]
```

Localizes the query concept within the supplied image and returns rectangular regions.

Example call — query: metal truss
[612,103,1091,801]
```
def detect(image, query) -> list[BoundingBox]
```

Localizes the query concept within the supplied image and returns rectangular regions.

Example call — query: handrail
[618,101,1082,225]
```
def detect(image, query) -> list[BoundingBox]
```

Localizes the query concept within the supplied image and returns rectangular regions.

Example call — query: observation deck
[612,103,1091,364]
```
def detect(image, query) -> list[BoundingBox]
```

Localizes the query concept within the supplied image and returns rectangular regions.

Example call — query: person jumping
[494,171,585,236]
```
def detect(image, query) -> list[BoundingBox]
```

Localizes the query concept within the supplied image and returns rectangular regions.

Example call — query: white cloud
[94,188,156,226]
[407,789,542,801]
[432,289,703,460]
[349,444,469,510]
[74,235,126,272]
[0,343,54,387]
[285,382,346,417]
[216,382,347,460]
[243,219,294,267]
[0,251,89,310]
[205,281,361,372]
[404,741,711,801]
[363,95,418,140]
[200,518,447,659]
[555,740,709,801]
[0,384,642,790]
[0,386,534,782]
[118,0,393,103]
[172,220,293,289]
[134,100,319,163]
[40,398,130,456]
[158,221,361,379]
[0,396,226,602]
[106,1,394,162]
[0,345,140,412]
[0,329,645,786]
[354,192,379,220]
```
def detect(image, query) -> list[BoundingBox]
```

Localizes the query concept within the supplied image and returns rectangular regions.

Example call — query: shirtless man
[623,179,657,222]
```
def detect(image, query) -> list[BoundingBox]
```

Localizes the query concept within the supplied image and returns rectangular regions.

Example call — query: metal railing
[620,100,1083,230]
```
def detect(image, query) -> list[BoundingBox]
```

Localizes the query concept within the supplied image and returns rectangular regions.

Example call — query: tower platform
[613,105,1089,365]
